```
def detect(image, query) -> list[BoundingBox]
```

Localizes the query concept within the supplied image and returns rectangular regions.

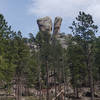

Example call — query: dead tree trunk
[52,90,64,100]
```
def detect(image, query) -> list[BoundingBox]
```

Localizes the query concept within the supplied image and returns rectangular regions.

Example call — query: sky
[0,0,100,37]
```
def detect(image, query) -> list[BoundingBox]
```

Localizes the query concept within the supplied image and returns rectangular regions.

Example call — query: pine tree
[67,41,86,98]
[70,11,98,100]
[0,14,15,91]
[36,31,51,100]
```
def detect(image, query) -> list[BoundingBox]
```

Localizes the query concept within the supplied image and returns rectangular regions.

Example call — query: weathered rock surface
[56,33,72,49]
[37,16,52,33]
[53,17,62,34]
[37,16,71,49]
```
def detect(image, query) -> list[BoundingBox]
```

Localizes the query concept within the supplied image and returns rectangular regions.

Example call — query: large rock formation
[37,16,71,49]
[53,17,62,34]
[37,16,52,33]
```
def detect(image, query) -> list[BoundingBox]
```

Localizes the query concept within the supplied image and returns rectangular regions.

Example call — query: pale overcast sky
[0,0,100,37]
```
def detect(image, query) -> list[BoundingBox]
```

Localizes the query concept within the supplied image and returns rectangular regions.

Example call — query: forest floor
[0,95,100,100]
[0,83,100,100]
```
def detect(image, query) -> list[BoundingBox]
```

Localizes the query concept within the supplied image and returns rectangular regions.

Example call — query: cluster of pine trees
[0,12,100,100]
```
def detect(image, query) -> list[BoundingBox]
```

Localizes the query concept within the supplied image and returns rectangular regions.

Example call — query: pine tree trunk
[76,87,79,98]
[39,68,42,100]
[87,46,94,100]
[62,59,66,100]
[54,69,57,98]
[38,45,42,100]
[15,75,22,100]
[88,63,94,100]
[46,60,49,100]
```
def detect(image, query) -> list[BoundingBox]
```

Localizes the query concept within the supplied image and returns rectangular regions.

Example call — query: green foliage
[69,12,98,97]
[0,14,15,85]
[67,42,86,87]
[36,31,51,60]
[94,37,100,80]
[35,31,51,84]
[12,31,30,75]
[69,11,98,45]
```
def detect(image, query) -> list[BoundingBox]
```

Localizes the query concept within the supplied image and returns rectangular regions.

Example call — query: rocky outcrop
[53,17,62,35]
[37,16,62,34]
[37,16,71,49]
[56,33,72,49]
[37,16,52,33]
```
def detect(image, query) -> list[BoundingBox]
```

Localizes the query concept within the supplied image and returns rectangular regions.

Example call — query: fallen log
[52,90,64,100]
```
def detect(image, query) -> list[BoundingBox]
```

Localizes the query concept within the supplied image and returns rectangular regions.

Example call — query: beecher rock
[53,17,62,35]
[37,16,71,49]
[37,16,52,33]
